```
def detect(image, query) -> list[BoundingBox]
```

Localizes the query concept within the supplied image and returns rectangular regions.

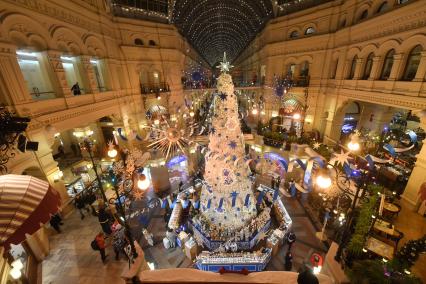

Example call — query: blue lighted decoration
[273,189,279,201]
[182,199,190,209]
[383,144,396,157]
[365,155,375,170]
[244,194,251,207]
[264,152,288,172]
[257,191,265,205]
[407,130,417,143]
[161,198,167,208]
[231,191,238,207]
[194,200,200,209]
[218,198,224,210]
[343,163,352,177]
[167,155,187,168]
[117,128,128,141]
[290,182,296,197]
[192,71,202,81]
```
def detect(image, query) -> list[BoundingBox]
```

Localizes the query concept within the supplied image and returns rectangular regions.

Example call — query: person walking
[276,176,281,189]
[94,232,108,263]
[75,194,87,220]
[57,145,65,158]
[142,228,154,247]
[98,206,112,235]
[49,213,62,233]
[71,82,81,95]
[287,232,296,250]
[112,225,126,260]
[70,142,78,157]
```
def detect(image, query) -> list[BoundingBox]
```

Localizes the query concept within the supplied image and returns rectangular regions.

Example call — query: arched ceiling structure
[171,0,273,66]
[111,0,333,66]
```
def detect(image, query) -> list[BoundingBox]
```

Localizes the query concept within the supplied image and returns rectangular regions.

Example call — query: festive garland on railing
[395,235,426,269]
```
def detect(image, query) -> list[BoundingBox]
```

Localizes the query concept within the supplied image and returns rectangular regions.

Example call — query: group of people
[271,175,282,190]
[92,205,130,263]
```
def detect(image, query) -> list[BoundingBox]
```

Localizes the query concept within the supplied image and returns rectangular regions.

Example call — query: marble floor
[42,210,129,284]
[42,181,425,283]
[42,192,328,283]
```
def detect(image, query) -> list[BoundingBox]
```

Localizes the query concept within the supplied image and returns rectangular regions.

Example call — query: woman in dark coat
[98,206,112,235]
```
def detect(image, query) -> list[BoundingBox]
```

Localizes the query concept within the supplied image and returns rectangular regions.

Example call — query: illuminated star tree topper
[216,52,234,73]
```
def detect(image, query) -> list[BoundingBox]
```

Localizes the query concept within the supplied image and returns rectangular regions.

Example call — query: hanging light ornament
[266,74,293,99]
[142,114,198,159]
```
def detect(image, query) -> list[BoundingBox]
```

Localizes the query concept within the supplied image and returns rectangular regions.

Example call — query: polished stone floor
[41,185,425,283]
[42,193,327,283]
[42,210,129,284]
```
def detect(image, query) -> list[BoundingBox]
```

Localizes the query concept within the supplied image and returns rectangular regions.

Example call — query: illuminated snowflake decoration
[144,115,198,159]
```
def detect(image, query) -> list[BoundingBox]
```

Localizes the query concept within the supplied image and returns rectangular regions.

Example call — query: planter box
[263,137,283,148]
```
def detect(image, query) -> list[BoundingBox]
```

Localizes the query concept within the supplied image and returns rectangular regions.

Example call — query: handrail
[140,82,170,94]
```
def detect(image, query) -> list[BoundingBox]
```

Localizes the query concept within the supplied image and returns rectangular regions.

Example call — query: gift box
[177,231,189,248]
[185,238,198,260]
[163,237,171,249]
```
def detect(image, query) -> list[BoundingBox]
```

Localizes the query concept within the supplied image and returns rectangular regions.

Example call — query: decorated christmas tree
[200,53,257,236]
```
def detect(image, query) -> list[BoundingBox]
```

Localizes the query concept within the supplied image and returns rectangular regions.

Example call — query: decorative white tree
[200,53,257,233]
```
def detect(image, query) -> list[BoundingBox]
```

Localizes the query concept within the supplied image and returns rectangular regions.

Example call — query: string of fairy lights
[111,0,326,65]
[172,0,273,65]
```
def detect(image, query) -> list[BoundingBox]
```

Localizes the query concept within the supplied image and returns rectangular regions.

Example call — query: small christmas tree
[200,53,257,235]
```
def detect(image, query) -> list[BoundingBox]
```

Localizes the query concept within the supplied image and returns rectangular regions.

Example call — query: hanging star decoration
[333,150,351,166]
[216,52,234,73]
[313,142,322,150]
[219,93,228,101]
[228,141,237,149]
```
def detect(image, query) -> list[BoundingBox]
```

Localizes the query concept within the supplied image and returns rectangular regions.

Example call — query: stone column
[26,126,71,212]
[413,51,426,82]
[402,113,426,209]
[353,58,363,80]
[78,55,98,94]
[323,109,345,144]
[0,42,32,104]
[369,56,382,80]
[44,50,72,97]
[388,53,404,81]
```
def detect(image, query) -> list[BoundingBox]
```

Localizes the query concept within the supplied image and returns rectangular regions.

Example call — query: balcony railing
[291,76,310,87]
[182,80,265,90]
[140,82,170,94]
[182,76,310,90]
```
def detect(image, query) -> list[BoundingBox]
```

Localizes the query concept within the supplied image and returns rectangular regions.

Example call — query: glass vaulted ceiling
[171,0,273,66]
[110,0,333,66]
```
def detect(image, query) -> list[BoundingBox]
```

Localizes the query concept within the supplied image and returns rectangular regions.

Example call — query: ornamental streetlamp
[347,135,361,152]
[107,146,151,259]
[78,138,108,203]
[314,148,371,262]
